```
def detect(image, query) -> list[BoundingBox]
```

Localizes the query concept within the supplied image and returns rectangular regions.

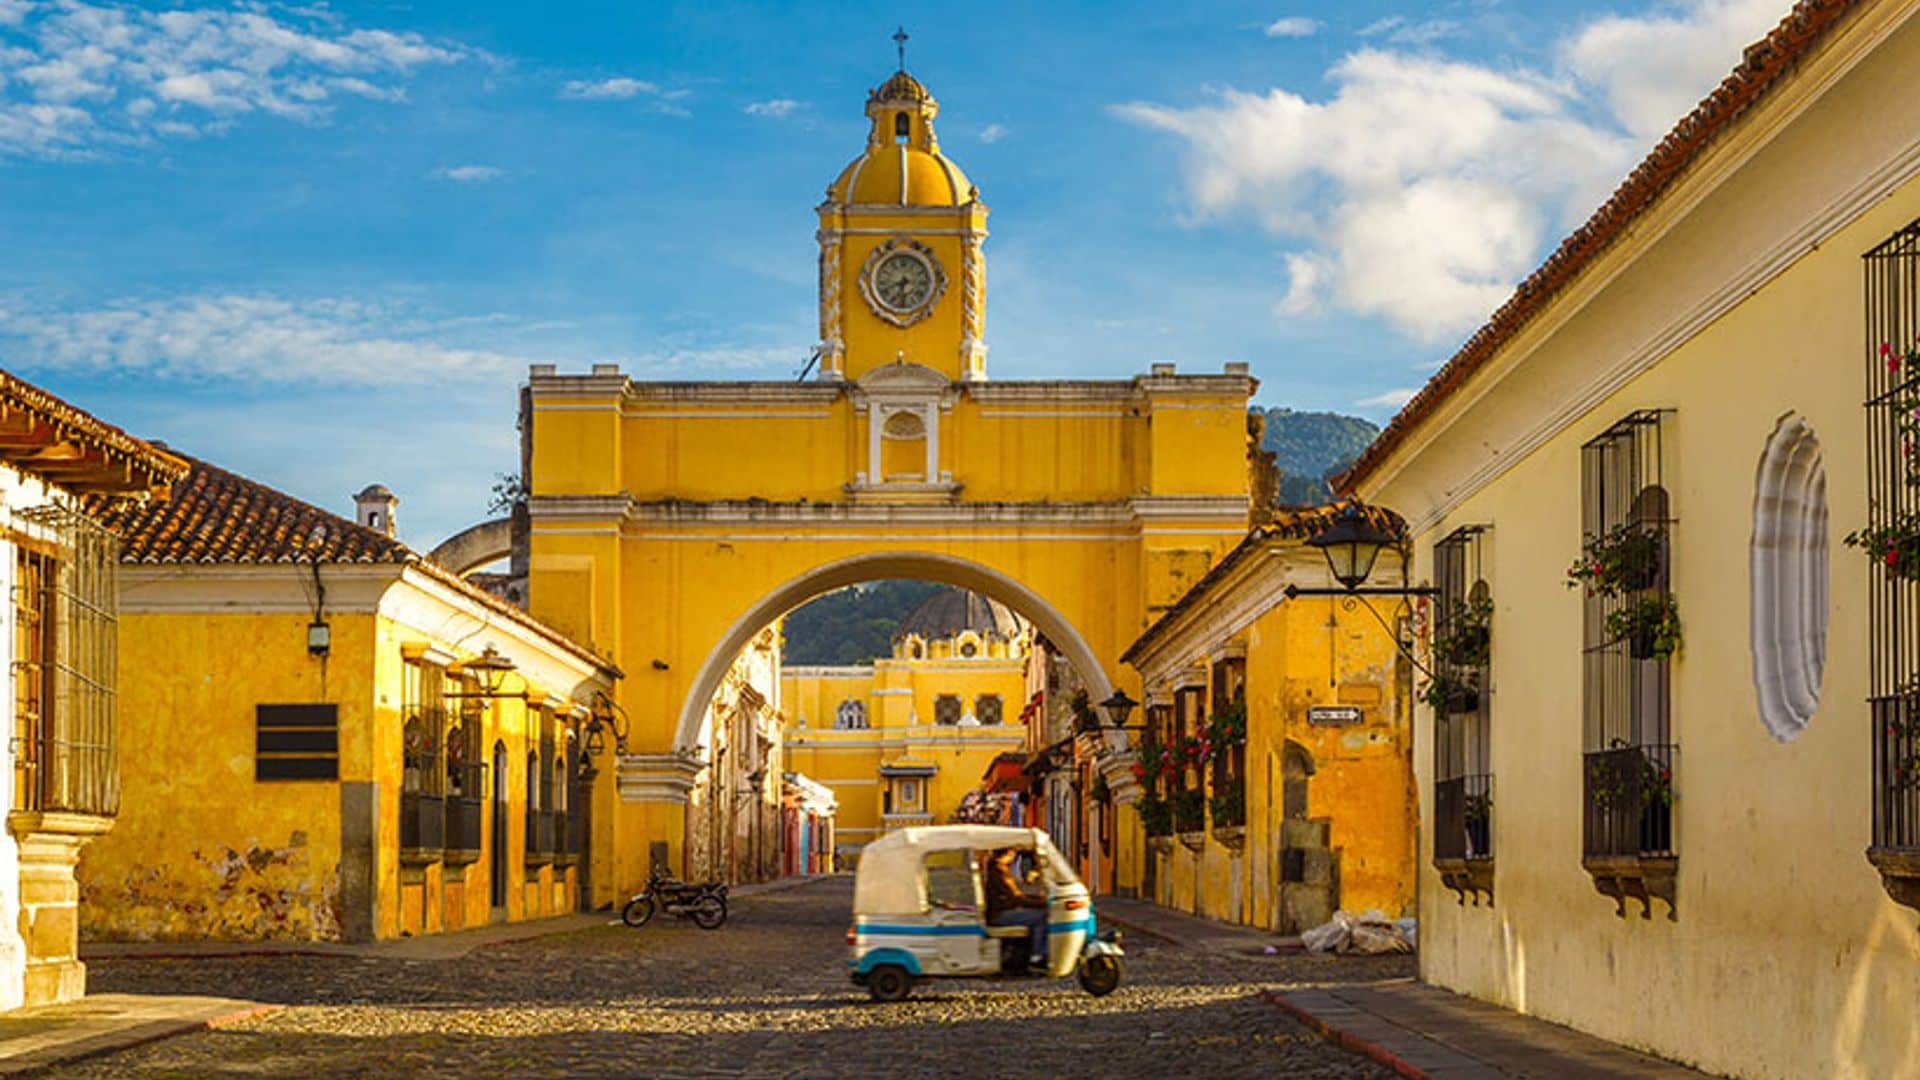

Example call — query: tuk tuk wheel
[1078,955,1121,997]
[865,964,914,1003]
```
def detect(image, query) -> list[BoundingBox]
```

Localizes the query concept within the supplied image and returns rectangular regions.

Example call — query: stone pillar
[8,812,110,1007]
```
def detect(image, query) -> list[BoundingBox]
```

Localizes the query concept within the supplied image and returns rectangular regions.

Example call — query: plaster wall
[1361,8,1920,1075]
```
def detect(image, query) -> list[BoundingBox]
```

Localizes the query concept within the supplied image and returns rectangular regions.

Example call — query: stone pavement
[1271,979,1713,1078]
[0,993,273,1075]
[47,873,1415,1078]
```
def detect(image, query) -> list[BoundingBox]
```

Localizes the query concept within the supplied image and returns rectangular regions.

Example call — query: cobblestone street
[59,877,1412,1078]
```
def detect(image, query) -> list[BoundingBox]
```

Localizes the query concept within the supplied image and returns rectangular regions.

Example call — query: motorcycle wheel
[1078,955,1122,997]
[690,895,727,930]
[621,896,656,928]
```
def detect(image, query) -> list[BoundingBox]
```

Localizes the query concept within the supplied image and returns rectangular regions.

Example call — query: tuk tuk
[847,824,1124,1002]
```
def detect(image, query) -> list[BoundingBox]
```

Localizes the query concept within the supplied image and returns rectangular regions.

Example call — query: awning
[982,752,1029,794]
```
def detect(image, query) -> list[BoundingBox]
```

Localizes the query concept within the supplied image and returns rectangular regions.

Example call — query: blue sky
[0,0,1792,545]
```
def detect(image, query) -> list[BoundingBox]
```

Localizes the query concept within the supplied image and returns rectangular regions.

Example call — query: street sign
[1307,705,1363,726]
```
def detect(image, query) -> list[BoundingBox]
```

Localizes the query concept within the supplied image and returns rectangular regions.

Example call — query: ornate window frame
[857,236,947,328]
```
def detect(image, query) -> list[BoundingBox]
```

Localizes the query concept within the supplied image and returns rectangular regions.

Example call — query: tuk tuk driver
[984,848,1047,968]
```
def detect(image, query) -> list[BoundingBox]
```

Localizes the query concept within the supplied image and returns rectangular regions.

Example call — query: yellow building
[80,454,619,943]
[1121,505,1414,930]
[1345,2,1920,1075]
[525,66,1256,906]
[0,372,184,1009]
[782,587,1031,860]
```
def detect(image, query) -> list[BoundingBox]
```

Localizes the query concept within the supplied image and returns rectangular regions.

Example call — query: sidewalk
[0,994,273,1075]
[1271,982,1712,1079]
[1096,894,1302,955]
[1099,896,1708,1078]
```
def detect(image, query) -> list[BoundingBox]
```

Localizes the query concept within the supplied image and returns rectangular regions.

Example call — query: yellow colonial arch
[525,66,1255,905]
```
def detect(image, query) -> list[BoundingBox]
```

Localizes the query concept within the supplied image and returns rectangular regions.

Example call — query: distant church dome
[826,69,975,208]
[894,587,1022,645]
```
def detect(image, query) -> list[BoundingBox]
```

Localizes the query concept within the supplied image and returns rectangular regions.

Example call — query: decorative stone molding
[1583,854,1676,920]
[1177,830,1207,853]
[817,228,844,378]
[616,751,705,803]
[1750,412,1827,742]
[960,231,987,380]
[1212,825,1245,851]
[1435,857,1494,906]
[1147,836,1175,855]
[1869,846,1920,914]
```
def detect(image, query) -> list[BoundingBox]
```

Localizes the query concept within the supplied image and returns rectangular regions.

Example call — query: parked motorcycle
[622,868,729,930]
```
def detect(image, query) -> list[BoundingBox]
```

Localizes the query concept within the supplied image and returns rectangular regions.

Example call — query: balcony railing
[1434,773,1493,862]
[400,792,445,864]
[444,796,484,865]
[525,808,554,866]
[1582,744,1675,858]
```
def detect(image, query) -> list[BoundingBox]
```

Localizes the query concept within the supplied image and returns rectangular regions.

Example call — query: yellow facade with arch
[526,68,1255,905]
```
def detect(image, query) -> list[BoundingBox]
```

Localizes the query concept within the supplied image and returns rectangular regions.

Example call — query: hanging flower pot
[1566,524,1663,597]
[1419,671,1481,715]
[1605,593,1683,661]
[1846,521,1920,581]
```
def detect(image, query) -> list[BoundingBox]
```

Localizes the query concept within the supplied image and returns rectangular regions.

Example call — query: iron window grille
[399,662,449,861]
[975,694,1002,726]
[934,694,962,726]
[1578,410,1678,917]
[1864,219,1920,910]
[12,504,119,817]
[1431,525,1493,890]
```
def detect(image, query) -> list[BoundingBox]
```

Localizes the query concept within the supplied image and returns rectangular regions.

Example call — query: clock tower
[817,68,988,383]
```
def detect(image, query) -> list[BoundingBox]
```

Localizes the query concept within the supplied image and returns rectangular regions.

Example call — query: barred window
[975,694,1002,725]
[1577,410,1678,917]
[934,694,962,725]
[12,505,118,817]
[1431,526,1493,896]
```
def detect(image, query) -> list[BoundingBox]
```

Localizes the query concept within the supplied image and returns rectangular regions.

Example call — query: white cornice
[118,563,398,614]
[616,752,704,803]
[529,494,1248,531]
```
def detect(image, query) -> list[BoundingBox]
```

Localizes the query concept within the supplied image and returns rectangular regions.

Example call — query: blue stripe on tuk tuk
[855,922,989,936]
[1048,918,1094,935]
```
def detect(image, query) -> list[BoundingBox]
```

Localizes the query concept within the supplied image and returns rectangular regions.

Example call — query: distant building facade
[782,588,1030,862]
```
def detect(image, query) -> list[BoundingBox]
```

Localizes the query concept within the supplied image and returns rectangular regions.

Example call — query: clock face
[873,251,934,313]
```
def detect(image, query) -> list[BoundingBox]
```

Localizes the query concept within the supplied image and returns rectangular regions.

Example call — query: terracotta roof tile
[1339,0,1864,492]
[88,451,409,565]
[87,450,620,677]
[0,368,187,492]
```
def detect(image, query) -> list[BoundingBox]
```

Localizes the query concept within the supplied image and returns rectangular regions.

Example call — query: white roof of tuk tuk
[852,826,1078,917]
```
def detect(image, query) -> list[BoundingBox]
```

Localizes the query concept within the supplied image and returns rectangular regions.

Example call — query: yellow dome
[825,69,977,208]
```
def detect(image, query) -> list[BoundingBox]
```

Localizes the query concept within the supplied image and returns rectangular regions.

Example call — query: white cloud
[1264,16,1320,38]
[560,76,691,115]
[1562,0,1787,140]
[1356,387,1418,409]
[978,122,1006,143]
[0,2,472,159]
[0,294,531,385]
[1358,16,1462,47]
[1118,0,1792,343]
[430,164,503,182]
[743,98,800,119]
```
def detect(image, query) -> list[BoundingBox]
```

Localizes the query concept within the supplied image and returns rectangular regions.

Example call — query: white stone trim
[616,752,705,803]
[1750,412,1828,743]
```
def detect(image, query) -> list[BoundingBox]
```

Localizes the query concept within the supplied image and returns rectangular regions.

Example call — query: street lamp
[583,691,630,761]
[446,645,529,700]
[1285,502,1437,599]
[1098,689,1138,730]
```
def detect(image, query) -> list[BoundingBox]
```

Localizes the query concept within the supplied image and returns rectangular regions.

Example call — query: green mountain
[1257,407,1380,505]
[780,580,949,666]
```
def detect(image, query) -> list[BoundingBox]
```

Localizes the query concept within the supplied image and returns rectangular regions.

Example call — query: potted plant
[1206,700,1247,750]
[1605,593,1683,660]
[1846,519,1920,581]
[1209,776,1246,848]
[1435,596,1493,668]
[1419,670,1481,715]
[1565,523,1663,596]
[1136,791,1173,845]
[1171,787,1207,848]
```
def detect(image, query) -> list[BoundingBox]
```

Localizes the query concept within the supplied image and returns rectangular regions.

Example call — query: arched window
[894,111,910,140]
[1751,413,1827,742]
[835,699,867,730]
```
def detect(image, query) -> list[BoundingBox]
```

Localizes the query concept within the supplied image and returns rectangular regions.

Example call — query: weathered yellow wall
[82,604,581,943]
[1359,11,1920,1076]
[81,611,373,941]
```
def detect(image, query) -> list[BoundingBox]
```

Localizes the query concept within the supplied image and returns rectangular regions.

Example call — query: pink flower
[1882,342,1894,356]
[1891,355,1903,374]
